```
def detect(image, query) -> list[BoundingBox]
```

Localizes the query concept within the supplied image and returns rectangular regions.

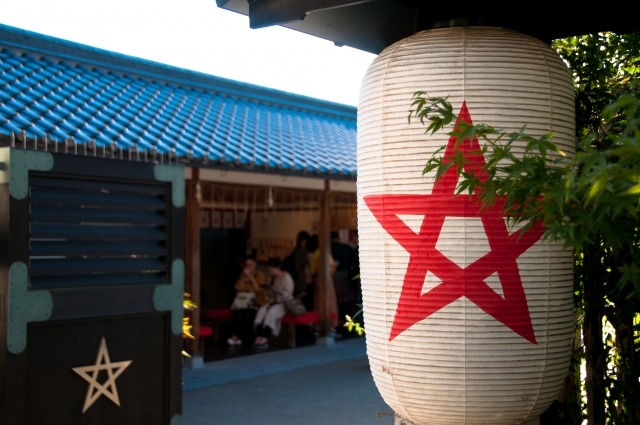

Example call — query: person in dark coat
[292,232,311,290]
[330,231,355,327]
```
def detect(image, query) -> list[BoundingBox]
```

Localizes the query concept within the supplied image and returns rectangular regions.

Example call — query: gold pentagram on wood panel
[72,337,132,413]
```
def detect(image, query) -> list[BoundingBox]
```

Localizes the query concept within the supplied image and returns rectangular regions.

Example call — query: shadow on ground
[183,356,392,425]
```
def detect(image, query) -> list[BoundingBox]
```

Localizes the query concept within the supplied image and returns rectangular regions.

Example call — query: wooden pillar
[185,168,202,361]
[318,180,333,342]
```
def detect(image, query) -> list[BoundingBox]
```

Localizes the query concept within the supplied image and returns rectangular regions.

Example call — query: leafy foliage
[412,92,640,254]
[344,306,365,336]
[554,33,640,425]
[182,292,197,358]
[554,33,640,146]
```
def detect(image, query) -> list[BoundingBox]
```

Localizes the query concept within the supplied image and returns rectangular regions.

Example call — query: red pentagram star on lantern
[364,102,544,344]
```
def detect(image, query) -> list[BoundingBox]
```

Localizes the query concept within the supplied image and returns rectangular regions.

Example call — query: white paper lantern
[357,27,575,425]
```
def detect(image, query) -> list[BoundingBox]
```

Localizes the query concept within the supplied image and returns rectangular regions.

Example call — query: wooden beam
[185,168,201,358]
[318,179,332,337]
[248,0,371,29]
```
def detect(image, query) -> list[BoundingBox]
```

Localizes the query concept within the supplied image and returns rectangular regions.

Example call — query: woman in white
[253,257,294,347]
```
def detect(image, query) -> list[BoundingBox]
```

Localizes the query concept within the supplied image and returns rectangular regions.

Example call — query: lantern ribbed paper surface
[357,27,575,425]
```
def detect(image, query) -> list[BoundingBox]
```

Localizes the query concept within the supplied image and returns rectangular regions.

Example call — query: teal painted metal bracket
[0,148,54,200]
[8,262,53,354]
[154,164,185,208]
[170,414,183,425]
[153,259,184,336]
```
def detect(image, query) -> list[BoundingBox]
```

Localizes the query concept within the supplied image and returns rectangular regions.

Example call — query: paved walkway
[183,338,393,425]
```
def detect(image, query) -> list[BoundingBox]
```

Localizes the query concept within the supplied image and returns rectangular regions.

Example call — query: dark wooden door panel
[25,314,169,425]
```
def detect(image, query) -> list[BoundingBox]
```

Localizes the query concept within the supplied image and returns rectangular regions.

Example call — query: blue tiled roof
[0,25,357,178]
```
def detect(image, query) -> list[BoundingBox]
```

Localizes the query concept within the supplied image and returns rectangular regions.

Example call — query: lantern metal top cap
[217,0,639,54]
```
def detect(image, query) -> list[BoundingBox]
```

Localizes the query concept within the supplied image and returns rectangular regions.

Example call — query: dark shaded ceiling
[216,0,640,54]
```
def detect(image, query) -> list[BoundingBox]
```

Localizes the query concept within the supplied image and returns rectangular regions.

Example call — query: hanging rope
[253,188,258,215]
[233,188,238,227]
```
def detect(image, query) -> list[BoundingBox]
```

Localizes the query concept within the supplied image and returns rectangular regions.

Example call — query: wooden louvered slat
[30,206,167,225]
[29,258,167,276]
[30,187,166,210]
[30,241,166,257]
[29,175,167,195]
[31,223,166,241]
[29,273,168,289]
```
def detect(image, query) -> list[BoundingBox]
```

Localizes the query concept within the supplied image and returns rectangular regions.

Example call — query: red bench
[196,325,212,357]
[206,309,232,320]
[282,311,320,348]
[204,308,233,341]
[199,326,212,338]
[205,308,337,348]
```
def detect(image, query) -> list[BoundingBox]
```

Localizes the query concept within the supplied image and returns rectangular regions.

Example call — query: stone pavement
[182,338,393,425]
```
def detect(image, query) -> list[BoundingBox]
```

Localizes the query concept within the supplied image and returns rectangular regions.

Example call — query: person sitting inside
[227,257,266,346]
[253,257,294,347]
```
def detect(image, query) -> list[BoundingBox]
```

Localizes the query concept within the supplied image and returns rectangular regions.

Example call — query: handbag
[285,293,307,316]
[230,292,257,310]
[261,285,277,305]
